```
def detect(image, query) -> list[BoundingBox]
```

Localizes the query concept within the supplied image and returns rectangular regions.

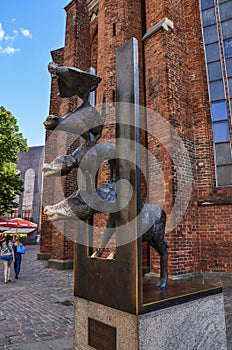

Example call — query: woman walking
[12,236,23,279]
[0,235,15,284]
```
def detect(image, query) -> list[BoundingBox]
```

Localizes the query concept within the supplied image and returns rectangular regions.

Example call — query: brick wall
[41,0,91,261]
[41,0,232,276]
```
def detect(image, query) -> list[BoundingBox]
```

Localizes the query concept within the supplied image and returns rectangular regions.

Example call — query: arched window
[200,0,232,186]
[22,169,35,216]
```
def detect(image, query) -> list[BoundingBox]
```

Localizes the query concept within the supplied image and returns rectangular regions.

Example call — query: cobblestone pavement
[1,245,232,349]
[0,245,73,350]
[223,286,232,349]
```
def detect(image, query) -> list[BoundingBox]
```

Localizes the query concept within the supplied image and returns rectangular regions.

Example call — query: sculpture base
[74,286,227,349]
[138,292,227,349]
[142,277,222,313]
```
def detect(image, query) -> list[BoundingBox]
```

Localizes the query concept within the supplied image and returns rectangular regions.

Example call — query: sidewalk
[0,245,74,350]
[1,245,231,349]
[223,286,232,349]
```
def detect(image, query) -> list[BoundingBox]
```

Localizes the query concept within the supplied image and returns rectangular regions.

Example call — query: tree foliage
[0,106,28,215]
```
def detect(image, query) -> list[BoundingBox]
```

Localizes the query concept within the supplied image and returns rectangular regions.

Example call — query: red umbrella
[9,218,37,228]
[0,217,18,231]
[3,218,38,237]
[0,217,15,225]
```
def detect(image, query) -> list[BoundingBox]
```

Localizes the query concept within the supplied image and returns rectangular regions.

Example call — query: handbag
[1,251,12,260]
[16,245,26,254]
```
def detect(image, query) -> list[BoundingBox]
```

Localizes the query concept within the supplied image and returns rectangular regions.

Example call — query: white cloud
[0,45,20,55]
[20,28,32,38]
[0,23,5,41]
[0,23,32,54]
[5,30,18,41]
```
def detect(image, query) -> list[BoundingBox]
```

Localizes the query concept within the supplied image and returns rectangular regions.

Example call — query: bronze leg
[95,214,116,257]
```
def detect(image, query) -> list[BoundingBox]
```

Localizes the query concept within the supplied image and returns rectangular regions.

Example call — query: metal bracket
[142,18,174,42]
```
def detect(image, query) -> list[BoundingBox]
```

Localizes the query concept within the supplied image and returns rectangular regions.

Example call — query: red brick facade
[40,0,232,277]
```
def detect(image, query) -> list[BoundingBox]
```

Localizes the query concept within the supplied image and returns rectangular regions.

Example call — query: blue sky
[0,0,69,146]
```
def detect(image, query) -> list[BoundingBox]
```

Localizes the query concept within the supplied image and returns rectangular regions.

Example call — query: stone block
[74,293,227,350]
[138,293,227,350]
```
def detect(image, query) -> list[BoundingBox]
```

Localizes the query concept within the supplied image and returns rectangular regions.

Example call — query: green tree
[0,106,28,215]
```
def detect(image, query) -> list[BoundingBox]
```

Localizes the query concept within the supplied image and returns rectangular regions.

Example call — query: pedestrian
[0,235,15,284]
[36,233,40,245]
[12,236,23,279]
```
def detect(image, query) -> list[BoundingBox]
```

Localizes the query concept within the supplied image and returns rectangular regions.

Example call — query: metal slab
[142,277,223,314]
[74,38,141,314]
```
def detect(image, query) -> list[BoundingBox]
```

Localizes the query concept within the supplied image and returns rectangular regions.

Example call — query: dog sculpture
[44,182,168,289]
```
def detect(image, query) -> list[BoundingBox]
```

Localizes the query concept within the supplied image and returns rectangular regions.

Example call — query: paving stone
[1,245,231,349]
[0,245,74,349]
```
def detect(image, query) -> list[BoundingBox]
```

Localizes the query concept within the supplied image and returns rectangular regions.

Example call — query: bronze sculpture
[44,62,103,142]
[44,185,168,288]
[43,62,169,288]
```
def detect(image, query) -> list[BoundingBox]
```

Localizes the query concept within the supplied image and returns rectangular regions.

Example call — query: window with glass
[200,0,232,186]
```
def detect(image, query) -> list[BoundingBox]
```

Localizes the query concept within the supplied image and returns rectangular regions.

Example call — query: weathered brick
[41,0,232,277]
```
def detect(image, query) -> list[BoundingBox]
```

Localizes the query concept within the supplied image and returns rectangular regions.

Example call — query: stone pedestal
[138,292,227,350]
[74,292,227,350]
